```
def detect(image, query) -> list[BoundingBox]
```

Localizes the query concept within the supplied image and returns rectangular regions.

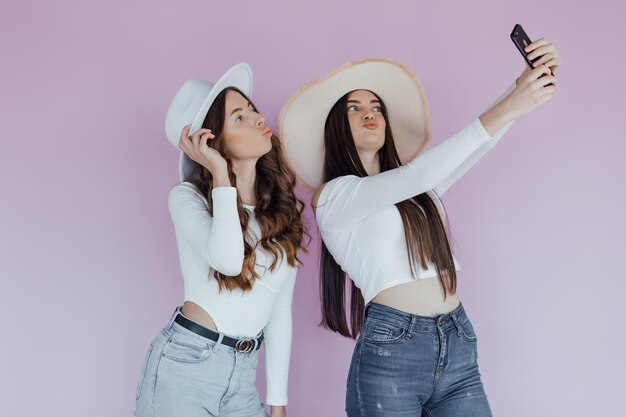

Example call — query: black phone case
[510,24,537,69]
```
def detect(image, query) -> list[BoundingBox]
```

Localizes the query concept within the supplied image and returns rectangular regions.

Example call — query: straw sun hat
[278,58,431,192]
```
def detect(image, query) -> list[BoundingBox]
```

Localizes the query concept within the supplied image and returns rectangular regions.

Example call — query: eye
[347,105,358,112]
[235,114,243,123]
[373,106,383,113]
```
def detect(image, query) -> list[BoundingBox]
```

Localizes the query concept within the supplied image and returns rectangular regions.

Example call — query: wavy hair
[191,87,308,291]
[319,90,457,338]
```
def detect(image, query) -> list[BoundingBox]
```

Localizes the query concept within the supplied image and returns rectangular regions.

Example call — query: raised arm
[316,62,557,233]
[316,116,502,232]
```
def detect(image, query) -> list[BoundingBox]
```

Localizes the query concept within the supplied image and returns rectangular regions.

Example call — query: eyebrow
[229,102,253,116]
[347,99,381,104]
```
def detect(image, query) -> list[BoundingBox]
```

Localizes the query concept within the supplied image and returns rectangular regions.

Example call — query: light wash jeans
[346,302,492,417]
[135,309,268,417]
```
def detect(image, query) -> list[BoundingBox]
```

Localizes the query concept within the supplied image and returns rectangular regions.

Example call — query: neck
[231,158,258,205]
[358,150,380,176]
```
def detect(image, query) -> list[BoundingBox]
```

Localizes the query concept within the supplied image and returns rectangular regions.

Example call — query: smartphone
[511,24,555,81]
[510,24,537,68]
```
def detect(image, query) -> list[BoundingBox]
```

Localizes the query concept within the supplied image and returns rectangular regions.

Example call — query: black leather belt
[174,313,263,353]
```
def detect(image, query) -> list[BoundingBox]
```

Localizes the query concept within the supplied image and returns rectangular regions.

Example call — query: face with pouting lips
[346,89,387,154]
[222,90,273,160]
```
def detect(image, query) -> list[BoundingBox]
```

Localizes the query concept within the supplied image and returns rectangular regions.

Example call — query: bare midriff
[371,277,460,317]
[181,301,219,331]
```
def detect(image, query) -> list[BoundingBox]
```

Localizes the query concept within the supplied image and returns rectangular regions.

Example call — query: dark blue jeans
[346,302,492,417]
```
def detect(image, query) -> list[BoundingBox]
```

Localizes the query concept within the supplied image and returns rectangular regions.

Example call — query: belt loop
[364,302,372,317]
[450,312,462,336]
[253,332,263,351]
[408,315,416,338]
[212,333,224,352]
[167,306,182,329]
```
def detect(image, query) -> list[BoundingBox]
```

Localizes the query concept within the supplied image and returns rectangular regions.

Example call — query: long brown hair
[319,90,457,338]
[191,87,308,291]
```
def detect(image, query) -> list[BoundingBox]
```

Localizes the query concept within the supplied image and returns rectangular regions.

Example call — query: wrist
[480,100,515,135]
[211,166,231,187]
[270,405,286,417]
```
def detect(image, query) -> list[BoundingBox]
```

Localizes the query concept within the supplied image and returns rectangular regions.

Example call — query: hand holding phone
[510,24,539,69]
[511,24,558,88]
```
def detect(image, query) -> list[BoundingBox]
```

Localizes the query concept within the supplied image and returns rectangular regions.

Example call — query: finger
[535,75,557,89]
[190,128,212,140]
[179,124,191,141]
[199,132,216,145]
[192,129,212,150]
[527,44,556,61]
[529,65,552,81]
[532,52,556,67]
[524,37,550,53]
[547,62,559,74]
[543,57,561,69]
[178,135,193,153]
[190,131,203,153]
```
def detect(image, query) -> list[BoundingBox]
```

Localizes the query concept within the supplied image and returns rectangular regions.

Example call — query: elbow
[207,249,245,276]
[216,252,244,276]
[214,262,243,277]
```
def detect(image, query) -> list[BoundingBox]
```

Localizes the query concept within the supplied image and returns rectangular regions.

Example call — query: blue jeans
[135,309,268,417]
[346,302,492,417]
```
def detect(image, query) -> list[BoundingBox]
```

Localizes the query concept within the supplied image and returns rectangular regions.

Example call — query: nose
[256,115,266,128]
[363,112,375,120]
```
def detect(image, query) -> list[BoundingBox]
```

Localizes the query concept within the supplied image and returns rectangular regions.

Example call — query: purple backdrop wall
[2,0,624,416]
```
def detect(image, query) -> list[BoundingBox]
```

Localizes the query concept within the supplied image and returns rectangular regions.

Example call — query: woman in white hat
[135,63,307,417]
[279,39,559,416]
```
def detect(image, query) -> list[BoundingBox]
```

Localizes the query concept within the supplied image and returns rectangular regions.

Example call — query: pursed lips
[363,121,378,130]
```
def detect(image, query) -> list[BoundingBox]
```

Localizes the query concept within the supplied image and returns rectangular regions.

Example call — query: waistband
[365,301,470,334]
[165,307,263,353]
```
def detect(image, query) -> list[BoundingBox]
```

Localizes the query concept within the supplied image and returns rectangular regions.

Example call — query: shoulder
[168,182,207,211]
[169,181,202,197]
[311,176,359,213]
[311,184,326,214]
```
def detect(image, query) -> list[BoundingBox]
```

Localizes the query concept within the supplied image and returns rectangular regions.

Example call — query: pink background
[1,0,624,416]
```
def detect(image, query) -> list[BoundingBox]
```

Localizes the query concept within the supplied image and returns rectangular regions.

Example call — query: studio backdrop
[1,1,624,416]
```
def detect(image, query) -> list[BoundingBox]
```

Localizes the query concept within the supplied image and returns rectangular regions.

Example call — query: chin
[358,134,384,149]
[262,138,273,153]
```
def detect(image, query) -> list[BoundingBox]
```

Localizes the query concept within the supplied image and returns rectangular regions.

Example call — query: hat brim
[277,58,431,192]
[180,63,253,182]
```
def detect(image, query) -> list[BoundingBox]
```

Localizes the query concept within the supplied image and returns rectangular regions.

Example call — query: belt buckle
[235,338,254,353]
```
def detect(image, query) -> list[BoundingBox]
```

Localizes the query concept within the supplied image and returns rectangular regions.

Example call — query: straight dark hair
[319,90,457,339]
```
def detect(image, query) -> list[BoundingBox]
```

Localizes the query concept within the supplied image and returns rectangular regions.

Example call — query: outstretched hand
[505,38,561,121]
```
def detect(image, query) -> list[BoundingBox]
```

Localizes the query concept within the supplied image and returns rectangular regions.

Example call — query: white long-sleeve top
[168,183,296,406]
[315,83,516,304]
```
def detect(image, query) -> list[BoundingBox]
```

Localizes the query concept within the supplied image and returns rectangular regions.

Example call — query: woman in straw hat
[279,39,559,415]
[135,63,307,417]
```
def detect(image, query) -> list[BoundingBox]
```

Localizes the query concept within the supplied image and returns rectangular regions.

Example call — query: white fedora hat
[277,58,431,192]
[165,63,253,182]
